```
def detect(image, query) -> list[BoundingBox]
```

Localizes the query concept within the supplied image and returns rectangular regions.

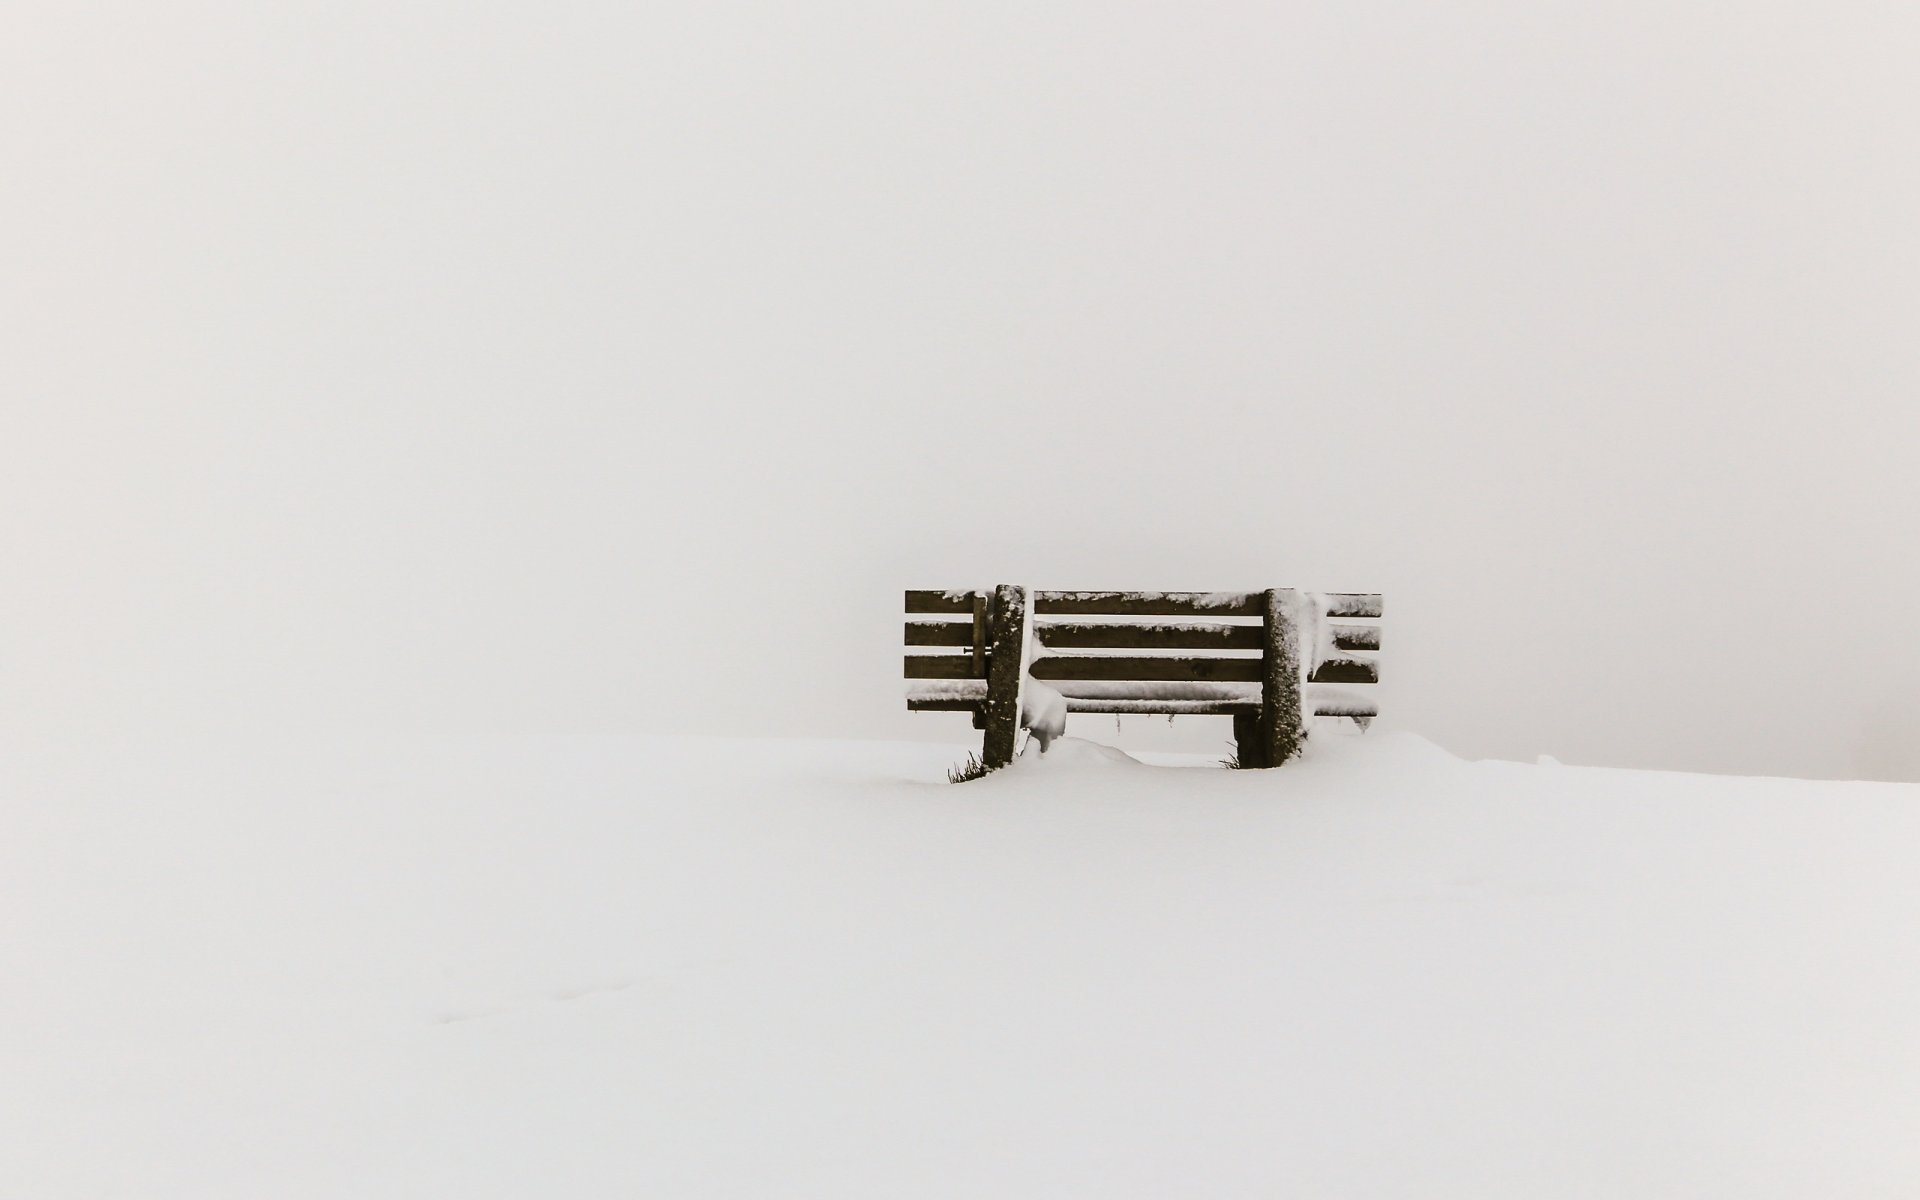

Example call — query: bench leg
[1259,588,1307,767]
[1233,712,1269,768]
[980,583,1030,770]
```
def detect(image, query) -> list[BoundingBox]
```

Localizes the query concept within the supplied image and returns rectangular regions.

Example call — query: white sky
[6,1,1917,779]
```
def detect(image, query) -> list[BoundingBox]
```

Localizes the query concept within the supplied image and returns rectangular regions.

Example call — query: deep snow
[4,731,1919,1197]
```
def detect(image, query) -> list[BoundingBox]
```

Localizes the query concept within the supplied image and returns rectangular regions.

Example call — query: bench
[904,587,1383,769]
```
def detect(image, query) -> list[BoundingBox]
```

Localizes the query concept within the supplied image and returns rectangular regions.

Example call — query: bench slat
[1037,591,1383,618]
[1033,591,1263,617]
[904,654,985,679]
[905,695,984,712]
[1030,655,1263,682]
[904,621,977,647]
[904,589,978,614]
[1029,655,1379,685]
[1310,657,1380,684]
[1332,624,1381,651]
[906,619,1381,653]
[1066,698,1259,715]
[1035,620,1263,651]
[907,653,1378,684]
[908,589,1385,619]
[904,693,1378,718]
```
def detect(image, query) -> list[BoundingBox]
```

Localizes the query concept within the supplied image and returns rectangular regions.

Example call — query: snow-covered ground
[6,731,1919,1197]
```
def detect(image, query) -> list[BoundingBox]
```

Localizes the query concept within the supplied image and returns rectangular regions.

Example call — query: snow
[907,678,988,701]
[1018,677,1067,751]
[1014,734,1142,769]
[1309,684,1378,715]
[6,733,1920,1197]
[1301,589,1336,675]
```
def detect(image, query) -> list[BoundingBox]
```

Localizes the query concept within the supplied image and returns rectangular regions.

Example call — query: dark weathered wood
[1034,591,1263,617]
[903,655,983,679]
[970,594,986,679]
[1324,594,1383,619]
[1309,656,1379,684]
[969,653,1374,684]
[1032,590,1384,618]
[1233,711,1269,767]
[1033,620,1263,651]
[909,652,1372,682]
[915,589,1382,618]
[905,589,978,614]
[1031,655,1264,683]
[1310,690,1378,716]
[980,584,1029,769]
[1332,623,1380,651]
[1070,698,1259,716]
[906,693,1372,718]
[904,621,976,647]
[1007,618,1377,652]
[906,695,982,711]
[1260,588,1306,767]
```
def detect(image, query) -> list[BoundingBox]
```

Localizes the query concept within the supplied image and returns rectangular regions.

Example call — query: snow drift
[4,731,1918,1197]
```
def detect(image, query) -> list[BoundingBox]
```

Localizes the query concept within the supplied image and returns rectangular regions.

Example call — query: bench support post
[980,583,1031,769]
[1232,712,1269,768]
[1259,587,1306,768]
[969,592,989,729]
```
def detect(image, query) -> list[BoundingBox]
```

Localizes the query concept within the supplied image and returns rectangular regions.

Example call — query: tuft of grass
[1220,742,1267,769]
[947,752,994,784]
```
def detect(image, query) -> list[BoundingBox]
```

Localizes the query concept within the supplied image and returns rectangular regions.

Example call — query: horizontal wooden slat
[904,589,979,614]
[1332,623,1380,651]
[913,588,1383,619]
[906,695,1377,718]
[908,653,1377,683]
[1032,620,1262,651]
[1028,655,1378,684]
[904,654,984,679]
[1309,688,1379,717]
[1031,656,1264,682]
[1322,594,1383,618]
[904,620,976,647]
[1033,591,1263,617]
[1066,698,1259,716]
[910,618,1380,653]
[1035,590,1384,618]
[906,695,984,712]
[1311,657,1379,684]
[907,694,1257,715]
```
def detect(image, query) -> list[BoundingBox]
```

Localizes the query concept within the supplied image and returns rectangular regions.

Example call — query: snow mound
[7,733,1920,1198]
[1301,726,1460,771]
[1012,735,1145,769]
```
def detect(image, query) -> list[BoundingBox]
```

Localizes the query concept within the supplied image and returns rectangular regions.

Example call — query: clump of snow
[1019,676,1067,752]
[1300,590,1336,676]
[1012,735,1143,769]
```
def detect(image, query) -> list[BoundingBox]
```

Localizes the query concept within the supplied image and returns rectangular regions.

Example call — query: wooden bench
[904,587,1383,769]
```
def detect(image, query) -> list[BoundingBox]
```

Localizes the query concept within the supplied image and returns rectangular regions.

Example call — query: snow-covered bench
[904,587,1382,769]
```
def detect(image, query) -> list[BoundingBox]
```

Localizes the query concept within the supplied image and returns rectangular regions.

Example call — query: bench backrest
[904,589,1382,730]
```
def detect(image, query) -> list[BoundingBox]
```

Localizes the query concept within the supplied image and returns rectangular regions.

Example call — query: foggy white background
[5,1,1916,780]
